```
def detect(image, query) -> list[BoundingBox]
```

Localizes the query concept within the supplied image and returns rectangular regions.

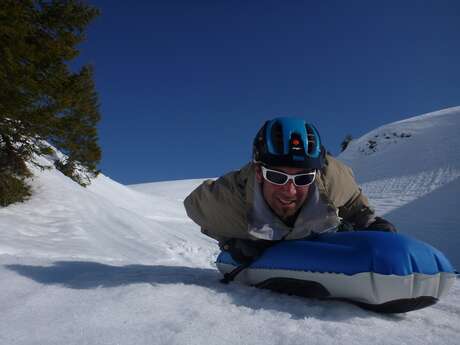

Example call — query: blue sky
[75,0,460,185]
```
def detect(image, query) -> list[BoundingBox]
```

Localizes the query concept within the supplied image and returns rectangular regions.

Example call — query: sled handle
[220,262,251,284]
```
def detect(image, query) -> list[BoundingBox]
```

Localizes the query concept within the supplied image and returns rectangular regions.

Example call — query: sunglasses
[261,166,316,187]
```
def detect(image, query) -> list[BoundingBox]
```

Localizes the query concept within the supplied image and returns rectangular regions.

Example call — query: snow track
[361,167,460,215]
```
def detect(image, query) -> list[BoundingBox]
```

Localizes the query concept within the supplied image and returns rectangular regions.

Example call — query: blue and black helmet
[253,117,326,169]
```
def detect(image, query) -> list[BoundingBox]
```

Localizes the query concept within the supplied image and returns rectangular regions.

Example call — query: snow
[339,105,460,268]
[1,107,460,344]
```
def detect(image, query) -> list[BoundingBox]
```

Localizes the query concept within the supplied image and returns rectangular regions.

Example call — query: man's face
[255,165,312,222]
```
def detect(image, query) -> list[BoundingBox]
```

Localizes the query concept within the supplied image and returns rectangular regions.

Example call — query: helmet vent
[270,121,284,154]
[306,125,317,155]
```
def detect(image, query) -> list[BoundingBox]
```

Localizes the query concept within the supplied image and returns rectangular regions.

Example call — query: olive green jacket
[184,155,375,242]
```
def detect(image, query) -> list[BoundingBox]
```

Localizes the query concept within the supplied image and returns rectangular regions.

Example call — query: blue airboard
[216,232,455,276]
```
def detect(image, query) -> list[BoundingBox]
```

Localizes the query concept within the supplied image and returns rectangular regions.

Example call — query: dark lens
[294,173,315,186]
[266,170,288,184]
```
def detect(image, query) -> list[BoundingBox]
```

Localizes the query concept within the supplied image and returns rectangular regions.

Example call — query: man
[184,117,396,265]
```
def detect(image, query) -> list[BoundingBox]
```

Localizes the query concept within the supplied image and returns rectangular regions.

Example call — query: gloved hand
[219,239,273,264]
[365,217,397,232]
[337,220,355,232]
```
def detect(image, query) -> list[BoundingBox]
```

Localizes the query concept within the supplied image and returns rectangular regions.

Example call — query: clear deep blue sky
[75,0,460,185]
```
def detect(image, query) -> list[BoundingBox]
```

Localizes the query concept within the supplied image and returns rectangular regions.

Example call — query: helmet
[252,117,326,169]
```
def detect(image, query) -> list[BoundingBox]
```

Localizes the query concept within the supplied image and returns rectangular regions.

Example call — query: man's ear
[255,164,263,183]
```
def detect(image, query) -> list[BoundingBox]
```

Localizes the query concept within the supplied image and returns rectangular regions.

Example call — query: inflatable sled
[216,232,456,313]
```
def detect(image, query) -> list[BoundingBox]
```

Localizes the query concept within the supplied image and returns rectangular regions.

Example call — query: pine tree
[0,0,101,205]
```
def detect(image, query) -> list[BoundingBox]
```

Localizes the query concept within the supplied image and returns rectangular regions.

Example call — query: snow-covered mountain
[0,107,459,345]
[339,106,460,268]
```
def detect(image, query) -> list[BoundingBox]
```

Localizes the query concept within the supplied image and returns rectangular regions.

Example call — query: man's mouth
[278,198,296,206]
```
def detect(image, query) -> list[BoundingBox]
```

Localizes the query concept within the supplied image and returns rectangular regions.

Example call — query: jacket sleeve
[183,166,252,241]
[320,156,376,229]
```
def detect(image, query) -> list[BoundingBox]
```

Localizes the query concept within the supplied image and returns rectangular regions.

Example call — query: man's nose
[283,180,297,195]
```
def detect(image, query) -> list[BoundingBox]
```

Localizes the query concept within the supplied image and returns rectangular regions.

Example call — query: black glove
[365,217,397,232]
[219,239,273,264]
[337,220,355,232]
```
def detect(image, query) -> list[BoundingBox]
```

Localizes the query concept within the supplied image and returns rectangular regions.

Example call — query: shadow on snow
[5,261,403,321]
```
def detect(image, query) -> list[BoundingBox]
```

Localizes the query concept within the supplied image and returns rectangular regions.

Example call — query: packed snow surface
[1,107,460,344]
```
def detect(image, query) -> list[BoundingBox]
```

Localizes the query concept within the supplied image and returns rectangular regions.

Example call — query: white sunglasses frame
[260,166,316,187]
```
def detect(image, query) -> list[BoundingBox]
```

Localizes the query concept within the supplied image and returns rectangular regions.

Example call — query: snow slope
[130,178,207,203]
[339,106,460,268]
[1,107,460,344]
